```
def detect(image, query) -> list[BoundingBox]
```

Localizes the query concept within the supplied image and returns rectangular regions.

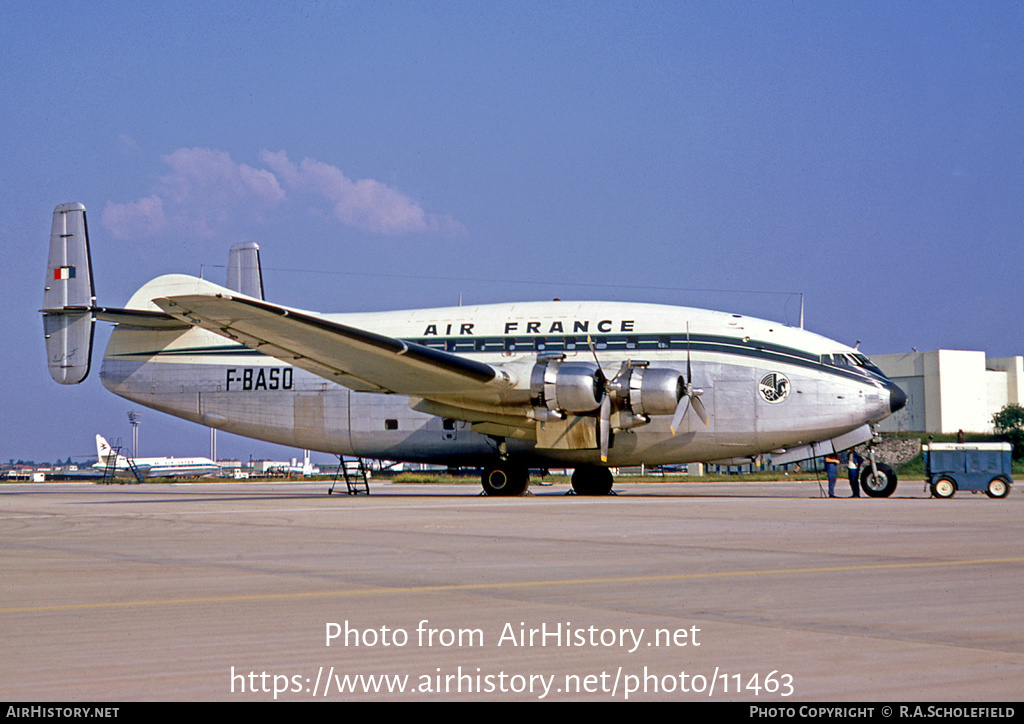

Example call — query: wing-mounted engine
[529,355,603,421]
[528,353,704,461]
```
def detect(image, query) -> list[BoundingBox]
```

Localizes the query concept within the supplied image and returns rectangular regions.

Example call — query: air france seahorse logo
[759,373,790,403]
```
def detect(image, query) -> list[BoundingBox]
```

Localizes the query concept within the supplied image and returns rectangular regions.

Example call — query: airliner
[43,203,907,496]
[93,435,221,479]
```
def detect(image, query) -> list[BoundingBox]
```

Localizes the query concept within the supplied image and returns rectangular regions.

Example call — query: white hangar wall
[871,351,1024,434]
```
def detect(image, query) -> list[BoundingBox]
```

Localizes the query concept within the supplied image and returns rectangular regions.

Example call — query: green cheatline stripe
[3,557,1021,614]
[110,333,876,385]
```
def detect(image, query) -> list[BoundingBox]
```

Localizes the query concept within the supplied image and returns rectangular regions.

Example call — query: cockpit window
[821,353,855,367]
[853,353,886,376]
[821,352,885,377]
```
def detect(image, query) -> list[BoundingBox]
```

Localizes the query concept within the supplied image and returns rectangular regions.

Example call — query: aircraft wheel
[571,465,614,495]
[481,463,529,496]
[931,476,956,499]
[986,476,1010,499]
[860,463,897,498]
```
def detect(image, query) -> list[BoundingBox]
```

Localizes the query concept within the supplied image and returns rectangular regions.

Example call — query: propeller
[586,327,708,460]
[670,322,709,434]
[587,335,629,462]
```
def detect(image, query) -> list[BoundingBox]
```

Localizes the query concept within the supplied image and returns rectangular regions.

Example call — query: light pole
[128,411,140,458]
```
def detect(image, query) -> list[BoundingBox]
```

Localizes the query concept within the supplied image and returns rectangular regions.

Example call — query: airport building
[871,350,1024,434]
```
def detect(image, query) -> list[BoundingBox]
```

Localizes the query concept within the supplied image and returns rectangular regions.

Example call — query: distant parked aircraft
[93,435,220,479]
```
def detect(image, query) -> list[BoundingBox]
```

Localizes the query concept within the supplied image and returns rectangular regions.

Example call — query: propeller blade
[586,334,606,385]
[610,360,630,386]
[686,321,693,385]
[691,392,709,426]
[599,394,611,462]
[670,395,691,435]
[671,320,709,430]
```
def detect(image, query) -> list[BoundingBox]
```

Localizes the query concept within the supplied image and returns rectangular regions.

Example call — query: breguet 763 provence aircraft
[42,202,907,496]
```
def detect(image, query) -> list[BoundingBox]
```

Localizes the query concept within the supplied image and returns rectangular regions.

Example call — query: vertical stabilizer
[42,203,95,384]
[96,434,115,464]
[226,242,264,300]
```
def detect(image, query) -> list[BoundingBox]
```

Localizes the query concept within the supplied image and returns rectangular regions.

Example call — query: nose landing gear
[860,462,897,497]
[858,427,898,498]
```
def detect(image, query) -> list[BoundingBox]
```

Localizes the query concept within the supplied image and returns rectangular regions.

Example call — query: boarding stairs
[328,456,370,495]
[101,443,144,485]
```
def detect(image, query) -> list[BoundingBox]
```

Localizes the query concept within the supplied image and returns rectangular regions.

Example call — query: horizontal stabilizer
[93,306,190,329]
[42,203,95,384]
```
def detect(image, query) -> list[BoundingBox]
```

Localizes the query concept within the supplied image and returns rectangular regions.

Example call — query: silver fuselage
[100,292,901,467]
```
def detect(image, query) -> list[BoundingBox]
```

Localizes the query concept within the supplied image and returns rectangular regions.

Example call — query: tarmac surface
[2,478,1022,702]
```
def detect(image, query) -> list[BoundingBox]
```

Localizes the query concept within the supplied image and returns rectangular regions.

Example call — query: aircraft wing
[153,294,506,398]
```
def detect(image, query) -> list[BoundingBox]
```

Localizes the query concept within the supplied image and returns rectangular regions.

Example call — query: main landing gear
[478,461,615,496]
[480,461,530,496]
[570,465,614,496]
[480,437,617,497]
[480,437,530,496]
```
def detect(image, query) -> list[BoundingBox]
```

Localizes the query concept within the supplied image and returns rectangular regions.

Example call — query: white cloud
[161,148,285,207]
[101,194,166,240]
[261,150,465,237]
[102,147,464,240]
[102,148,284,240]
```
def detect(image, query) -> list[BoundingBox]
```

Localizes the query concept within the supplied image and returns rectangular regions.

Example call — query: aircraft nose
[887,380,908,414]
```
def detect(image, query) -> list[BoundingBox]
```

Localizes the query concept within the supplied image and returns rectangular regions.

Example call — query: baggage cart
[922,442,1013,499]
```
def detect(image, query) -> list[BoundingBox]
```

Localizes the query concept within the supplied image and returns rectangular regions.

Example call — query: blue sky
[3,1,1023,463]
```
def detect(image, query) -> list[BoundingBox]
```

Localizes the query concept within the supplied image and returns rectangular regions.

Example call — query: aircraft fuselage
[99,289,901,468]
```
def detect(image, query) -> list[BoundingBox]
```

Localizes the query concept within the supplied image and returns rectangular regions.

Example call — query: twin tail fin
[42,203,95,384]
[40,203,267,385]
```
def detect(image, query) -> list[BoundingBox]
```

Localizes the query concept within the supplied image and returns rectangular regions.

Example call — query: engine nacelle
[531,360,602,414]
[627,367,685,417]
[531,358,684,420]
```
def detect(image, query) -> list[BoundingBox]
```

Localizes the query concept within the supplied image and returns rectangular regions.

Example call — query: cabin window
[385,419,398,430]
[442,419,456,430]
